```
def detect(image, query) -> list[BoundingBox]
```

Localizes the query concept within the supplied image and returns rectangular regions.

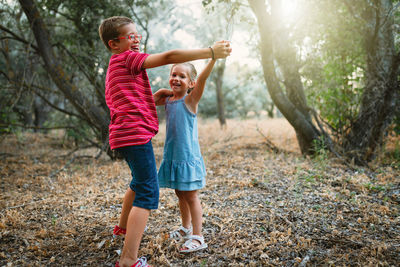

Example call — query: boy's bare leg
[119,206,150,267]
[175,190,192,229]
[119,188,135,229]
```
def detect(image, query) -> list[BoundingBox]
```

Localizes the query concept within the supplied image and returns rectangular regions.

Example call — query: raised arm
[185,59,217,114]
[142,40,231,69]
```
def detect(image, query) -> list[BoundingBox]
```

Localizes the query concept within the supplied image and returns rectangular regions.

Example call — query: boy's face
[108,23,141,54]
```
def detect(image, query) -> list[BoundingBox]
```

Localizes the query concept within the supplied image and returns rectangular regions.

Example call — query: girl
[158,58,218,253]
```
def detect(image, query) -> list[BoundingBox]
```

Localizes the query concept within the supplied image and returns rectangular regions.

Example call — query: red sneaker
[115,257,151,267]
[113,225,126,238]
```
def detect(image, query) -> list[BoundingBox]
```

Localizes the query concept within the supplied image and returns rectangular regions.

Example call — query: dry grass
[0,118,399,266]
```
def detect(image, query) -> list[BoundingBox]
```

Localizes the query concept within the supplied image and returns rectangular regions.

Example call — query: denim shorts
[117,140,159,210]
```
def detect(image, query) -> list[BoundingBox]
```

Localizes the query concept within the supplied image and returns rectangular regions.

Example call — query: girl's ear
[189,80,196,89]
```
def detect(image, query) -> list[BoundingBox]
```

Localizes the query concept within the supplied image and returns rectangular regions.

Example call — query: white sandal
[180,235,208,253]
[170,226,192,240]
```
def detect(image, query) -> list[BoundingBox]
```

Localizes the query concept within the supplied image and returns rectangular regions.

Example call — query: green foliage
[2,0,396,163]
[0,107,19,135]
[394,116,400,135]
[306,58,363,135]
[311,137,329,167]
[300,0,366,139]
[363,182,386,193]
[296,167,318,186]
[0,0,182,143]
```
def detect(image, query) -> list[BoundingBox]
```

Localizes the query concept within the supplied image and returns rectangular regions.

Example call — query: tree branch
[380,1,400,28]
[55,42,107,110]
[256,126,284,154]
[18,0,109,137]
[55,42,95,88]
[0,123,76,130]
[0,24,38,51]
[127,0,147,31]
[1,69,85,120]
[29,85,84,119]
[342,0,364,21]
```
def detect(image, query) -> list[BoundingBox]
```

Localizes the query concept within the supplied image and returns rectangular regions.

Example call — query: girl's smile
[169,65,194,97]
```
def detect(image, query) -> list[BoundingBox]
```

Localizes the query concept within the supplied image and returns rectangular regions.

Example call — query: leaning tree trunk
[344,0,400,165]
[19,0,111,155]
[248,0,321,154]
[214,60,227,127]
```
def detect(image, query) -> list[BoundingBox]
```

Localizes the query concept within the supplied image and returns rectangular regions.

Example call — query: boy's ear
[108,39,119,51]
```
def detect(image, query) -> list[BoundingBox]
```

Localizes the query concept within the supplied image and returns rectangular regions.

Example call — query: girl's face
[169,65,194,95]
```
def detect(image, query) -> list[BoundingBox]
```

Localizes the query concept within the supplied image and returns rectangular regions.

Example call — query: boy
[98,16,231,267]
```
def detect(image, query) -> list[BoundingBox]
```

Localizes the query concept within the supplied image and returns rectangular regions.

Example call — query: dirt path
[1,118,399,266]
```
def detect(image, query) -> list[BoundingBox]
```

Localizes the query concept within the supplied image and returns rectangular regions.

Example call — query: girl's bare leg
[175,189,192,230]
[183,190,202,236]
[179,190,203,236]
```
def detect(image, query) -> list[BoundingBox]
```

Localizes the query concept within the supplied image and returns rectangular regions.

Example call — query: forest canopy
[1,0,399,165]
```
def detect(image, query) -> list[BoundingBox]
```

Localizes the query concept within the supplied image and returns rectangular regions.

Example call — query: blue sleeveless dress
[158,96,206,191]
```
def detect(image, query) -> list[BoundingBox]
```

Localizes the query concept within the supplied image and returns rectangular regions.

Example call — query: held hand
[211,40,232,59]
[154,88,173,106]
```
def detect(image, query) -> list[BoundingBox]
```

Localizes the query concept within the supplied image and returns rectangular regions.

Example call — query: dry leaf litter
[0,118,399,266]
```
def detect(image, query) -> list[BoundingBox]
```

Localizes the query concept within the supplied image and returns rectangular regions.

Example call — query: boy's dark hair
[99,16,134,51]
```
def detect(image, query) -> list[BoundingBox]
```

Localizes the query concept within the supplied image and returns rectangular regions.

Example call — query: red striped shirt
[105,50,158,149]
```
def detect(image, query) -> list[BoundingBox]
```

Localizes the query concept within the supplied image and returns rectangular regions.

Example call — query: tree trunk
[33,97,49,132]
[344,0,400,164]
[214,60,227,127]
[248,0,321,154]
[266,102,274,118]
[19,0,111,153]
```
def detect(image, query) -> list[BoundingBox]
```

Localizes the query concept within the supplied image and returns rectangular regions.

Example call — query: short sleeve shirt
[105,50,158,149]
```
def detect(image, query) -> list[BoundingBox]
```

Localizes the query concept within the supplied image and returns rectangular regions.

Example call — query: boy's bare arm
[185,59,217,114]
[153,88,173,106]
[142,40,231,69]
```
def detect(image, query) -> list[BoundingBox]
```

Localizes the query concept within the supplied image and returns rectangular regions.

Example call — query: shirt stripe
[105,50,158,149]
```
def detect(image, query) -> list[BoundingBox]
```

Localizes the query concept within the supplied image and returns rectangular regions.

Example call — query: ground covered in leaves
[1,118,399,266]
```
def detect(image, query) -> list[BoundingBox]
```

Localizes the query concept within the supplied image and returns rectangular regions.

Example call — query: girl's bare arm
[185,59,217,114]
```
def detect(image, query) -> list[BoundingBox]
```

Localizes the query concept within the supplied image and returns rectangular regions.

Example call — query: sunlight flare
[278,0,300,23]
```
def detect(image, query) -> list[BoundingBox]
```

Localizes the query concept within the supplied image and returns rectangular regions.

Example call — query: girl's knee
[175,189,185,199]
[176,190,198,202]
[185,192,199,204]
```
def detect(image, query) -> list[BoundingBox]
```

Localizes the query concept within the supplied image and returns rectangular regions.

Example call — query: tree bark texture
[214,60,227,127]
[248,0,321,154]
[344,0,400,164]
[19,0,110,143]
